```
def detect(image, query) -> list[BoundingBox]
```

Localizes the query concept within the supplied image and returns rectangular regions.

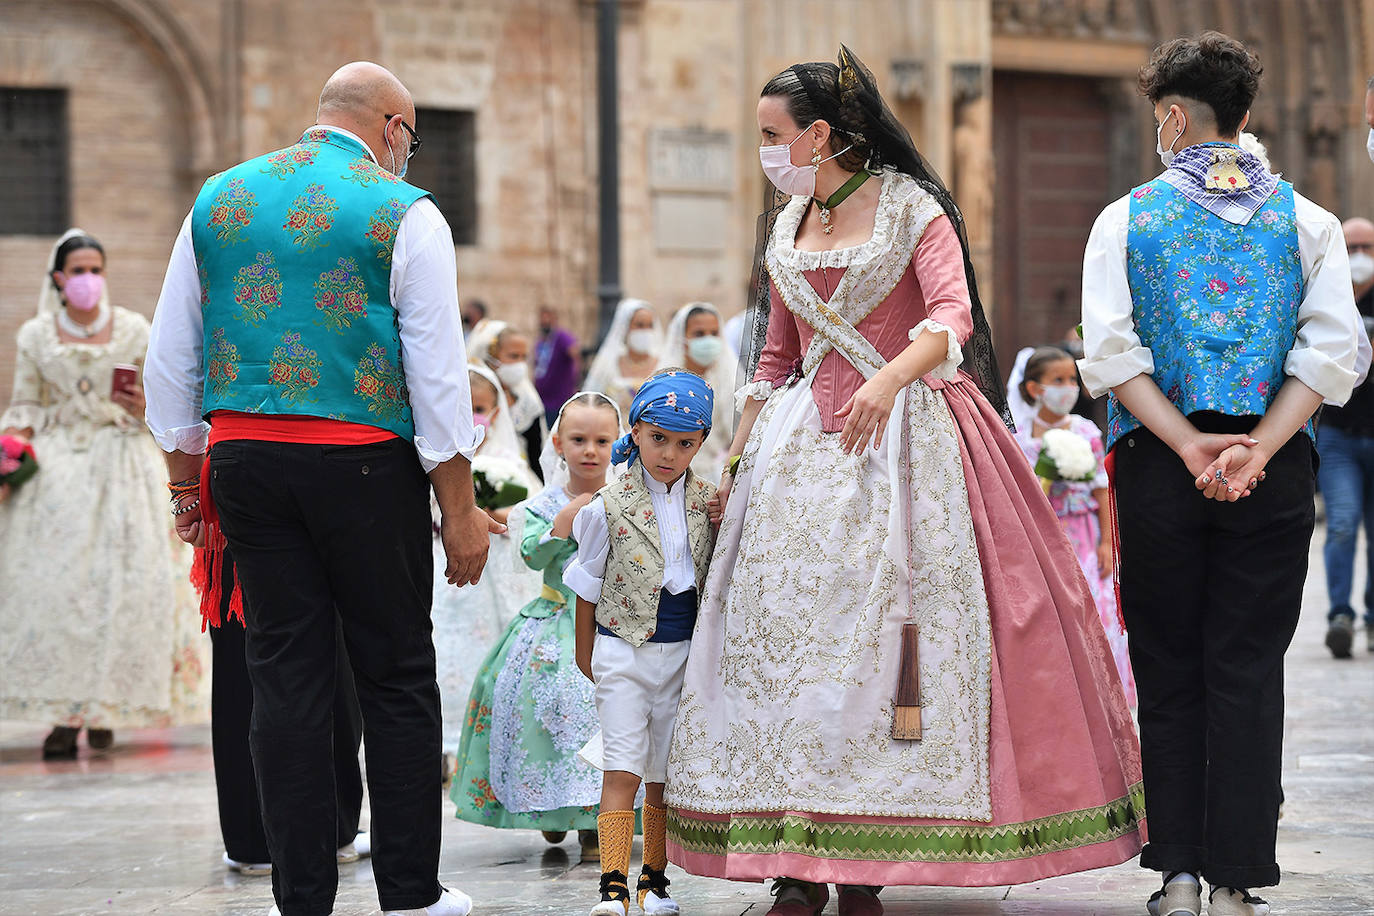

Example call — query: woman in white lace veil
[583,298,661,419]
[655,301,738,479]
[1,229,209,757]
[467,318,546,463]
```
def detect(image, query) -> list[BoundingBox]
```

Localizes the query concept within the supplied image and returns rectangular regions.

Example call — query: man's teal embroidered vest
[191,128,430,437]
[1108,178,1311,448]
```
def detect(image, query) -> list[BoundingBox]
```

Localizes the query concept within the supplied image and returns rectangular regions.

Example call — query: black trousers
[210,439,441,916]
[209,581,364,863]
[1115,415,1315,889]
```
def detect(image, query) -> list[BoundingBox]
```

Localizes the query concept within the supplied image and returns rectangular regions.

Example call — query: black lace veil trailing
[741,45,1012,429]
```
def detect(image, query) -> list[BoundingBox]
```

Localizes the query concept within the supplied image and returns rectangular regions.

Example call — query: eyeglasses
[384,115,422,160]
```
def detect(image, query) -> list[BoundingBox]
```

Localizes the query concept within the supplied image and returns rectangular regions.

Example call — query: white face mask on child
[1039,384,1080,416]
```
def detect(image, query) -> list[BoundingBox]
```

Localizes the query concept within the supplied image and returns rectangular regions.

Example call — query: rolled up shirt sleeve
[562,497,609,604]
[144,211,211,454]
[1286,193,1362,405]
[1078,196,1155,398]
[391,198,483,472]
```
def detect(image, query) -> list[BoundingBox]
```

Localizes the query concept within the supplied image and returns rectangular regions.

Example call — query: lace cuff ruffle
[0,403,46,435]
[910,319,963,381]
[735,380,776,412]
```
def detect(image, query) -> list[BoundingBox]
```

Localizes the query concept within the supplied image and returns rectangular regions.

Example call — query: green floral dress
[451,487,602,830]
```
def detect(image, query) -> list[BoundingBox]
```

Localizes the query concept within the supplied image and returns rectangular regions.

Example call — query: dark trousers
[1115,415,1315,889]
[210,593,364,863]
[210,439,441,916]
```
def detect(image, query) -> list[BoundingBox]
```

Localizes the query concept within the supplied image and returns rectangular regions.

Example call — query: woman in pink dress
[664,47,1144,916]
[1012,346,1136,707]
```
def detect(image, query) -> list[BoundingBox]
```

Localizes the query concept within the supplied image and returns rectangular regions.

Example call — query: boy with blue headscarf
[564,368,717,916]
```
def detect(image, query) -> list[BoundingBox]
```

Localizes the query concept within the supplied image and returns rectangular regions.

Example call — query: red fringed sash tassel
[190,449,243,630]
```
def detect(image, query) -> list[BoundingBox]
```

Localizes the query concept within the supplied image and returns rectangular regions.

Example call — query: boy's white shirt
[563,463,696,603]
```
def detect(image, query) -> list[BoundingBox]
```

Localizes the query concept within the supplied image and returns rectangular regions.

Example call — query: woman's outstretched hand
[835,374,899,455]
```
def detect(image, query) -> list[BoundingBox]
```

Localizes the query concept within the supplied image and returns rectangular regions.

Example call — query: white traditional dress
[0,265,208,729]
[665,170,1143,886]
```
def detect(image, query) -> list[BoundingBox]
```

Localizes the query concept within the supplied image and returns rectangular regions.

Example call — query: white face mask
[626,328,656,356]
[1350,251,1374,287]
[1038,384,1080,417]
[1367,127,1374,165]
[495,361,528,387]
[758,122,852,198]
[1156,109,1186,168]
[686,335,723,368]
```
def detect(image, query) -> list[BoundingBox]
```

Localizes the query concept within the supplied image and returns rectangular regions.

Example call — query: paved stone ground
[2,532,1371,915]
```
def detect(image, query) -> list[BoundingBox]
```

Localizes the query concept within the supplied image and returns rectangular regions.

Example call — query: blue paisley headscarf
[611,369,714,467]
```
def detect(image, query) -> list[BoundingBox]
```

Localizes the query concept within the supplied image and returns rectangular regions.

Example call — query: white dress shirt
[1078,189,1366,405]
[564,466,695,604]
[143,125,482,472]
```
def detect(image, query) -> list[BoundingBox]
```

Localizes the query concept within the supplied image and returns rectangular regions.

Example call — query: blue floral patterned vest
[191,128,430,437]
[1108,178,1312,448]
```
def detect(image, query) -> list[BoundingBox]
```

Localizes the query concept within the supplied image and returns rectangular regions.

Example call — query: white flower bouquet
[470,455,529,511]
[1034,427,1098,491]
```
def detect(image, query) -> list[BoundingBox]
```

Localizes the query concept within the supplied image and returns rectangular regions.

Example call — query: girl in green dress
[451,392,623,857]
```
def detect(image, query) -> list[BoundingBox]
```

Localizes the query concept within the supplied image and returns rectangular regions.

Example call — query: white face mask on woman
[759,122,852,198]
[496,361,528,387]
[626,328,656,356]
[1350,251,1374,287]
[686,335,723,368]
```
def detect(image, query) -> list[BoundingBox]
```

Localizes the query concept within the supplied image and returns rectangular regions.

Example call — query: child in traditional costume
[1012,346,1135,706]
[450,392,622,859]
[432,365,541,774]
[566,370,717,916]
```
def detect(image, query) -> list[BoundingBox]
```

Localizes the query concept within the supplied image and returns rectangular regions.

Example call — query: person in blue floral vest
[1079,32,1363,916]
[144,62,500,916]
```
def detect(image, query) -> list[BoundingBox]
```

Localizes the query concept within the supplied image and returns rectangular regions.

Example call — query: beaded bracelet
[722,454,741,477]
[172,498,201,517]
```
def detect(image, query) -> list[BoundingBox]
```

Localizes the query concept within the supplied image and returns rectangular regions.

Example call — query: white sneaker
[1148,872,1201,916]
[336,842,359,864]
[353,830,371,858]
[223,851,272,877]
[640,890,679,915]
[1207,886,1271,916]
[589,902,629,916]
[383,887,473,916]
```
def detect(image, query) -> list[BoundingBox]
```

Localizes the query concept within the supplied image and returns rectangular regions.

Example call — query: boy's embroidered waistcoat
[192,128,430,438]
[597,468,716,647]
[1109,177,1310,448]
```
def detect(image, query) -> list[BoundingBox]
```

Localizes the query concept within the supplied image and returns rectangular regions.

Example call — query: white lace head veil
[466,317,544,436]
[1005,346,1037,434]
[537,390,626,493]
[656,301,739,440]
[584,298,660,395]
[38,228,111,316]
[467,363,537,487]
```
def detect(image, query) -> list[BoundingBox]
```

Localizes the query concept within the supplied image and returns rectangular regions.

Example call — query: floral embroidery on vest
[300,128,331,145]
[313,257,368,332]
[261,146,318,180]
[208,178,257,246]
[232,252,283,326]
[283,183,339,250]
[196,256,210,309]
[1111,179,1308,446]
[342,159,400,188]
[207,328,240,396]
[268,331,322,404]
[353,342,409,422]
[365,198,408,266]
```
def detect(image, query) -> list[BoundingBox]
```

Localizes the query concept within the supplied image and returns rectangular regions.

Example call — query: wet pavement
[2,532,1371,915]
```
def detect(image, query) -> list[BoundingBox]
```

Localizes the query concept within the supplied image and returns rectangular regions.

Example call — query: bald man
[145,62,494,916]
[1317,216,1374,657]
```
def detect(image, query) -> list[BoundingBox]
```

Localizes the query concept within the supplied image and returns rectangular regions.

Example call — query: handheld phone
[111,364,138,397]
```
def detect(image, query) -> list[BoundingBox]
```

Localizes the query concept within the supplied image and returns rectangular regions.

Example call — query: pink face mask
[473,412,493,429]
[60,272,104,312]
